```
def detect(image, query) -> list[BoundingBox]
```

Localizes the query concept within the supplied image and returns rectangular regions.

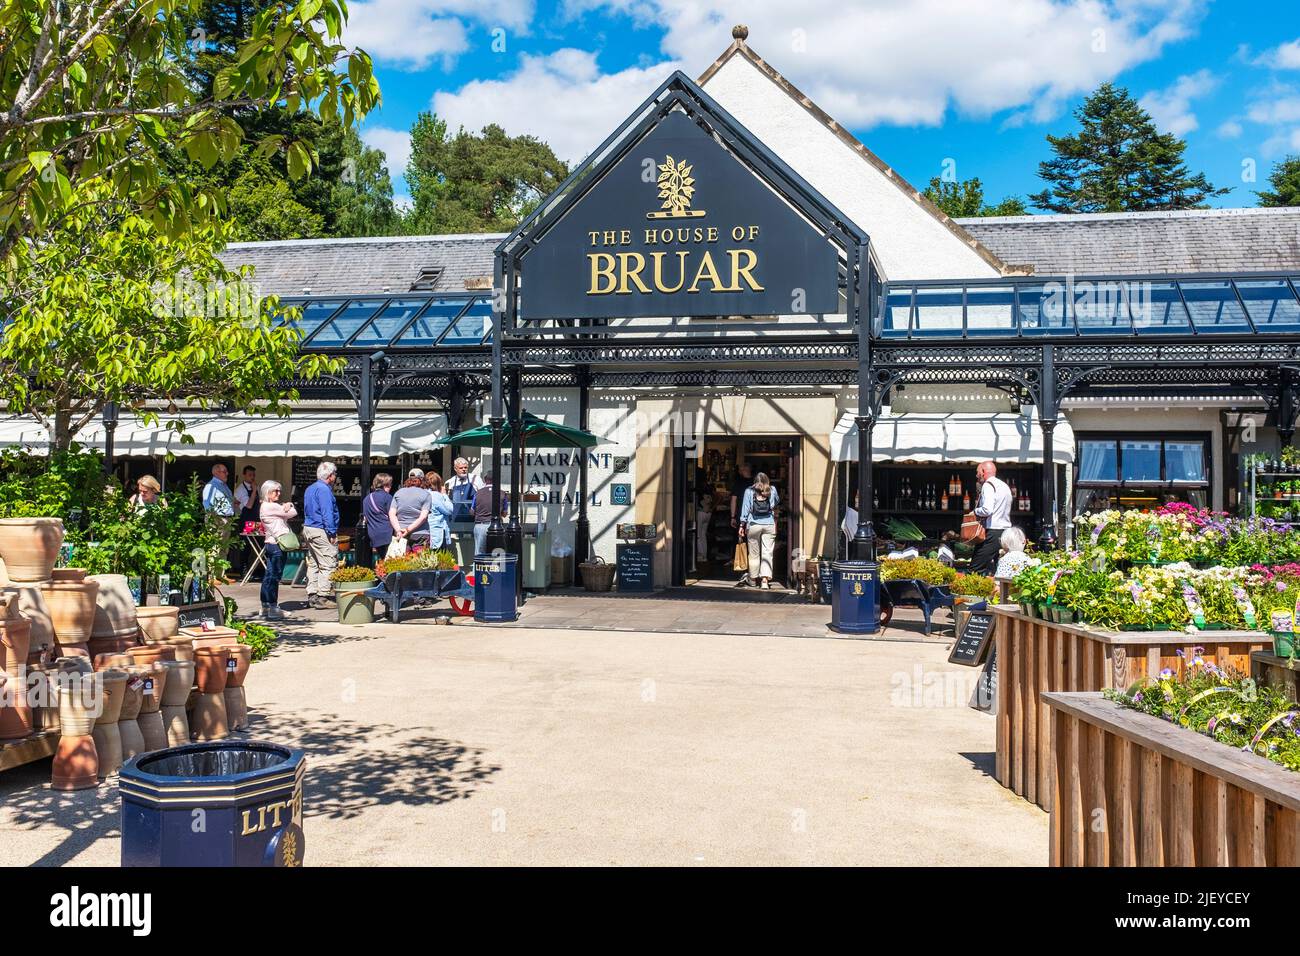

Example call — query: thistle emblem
[648,155,706,219]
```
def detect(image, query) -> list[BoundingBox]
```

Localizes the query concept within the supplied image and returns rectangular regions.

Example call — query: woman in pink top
[258,480,297,620]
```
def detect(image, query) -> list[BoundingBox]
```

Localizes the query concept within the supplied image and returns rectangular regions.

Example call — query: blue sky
[346,0,1300,211]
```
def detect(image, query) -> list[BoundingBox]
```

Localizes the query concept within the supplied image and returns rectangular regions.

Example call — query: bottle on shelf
[962,489,971,511]
[941,488,949,511]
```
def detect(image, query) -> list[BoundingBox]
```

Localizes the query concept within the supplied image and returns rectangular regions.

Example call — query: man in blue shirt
[303,460,340,608]
[202,463,235,517]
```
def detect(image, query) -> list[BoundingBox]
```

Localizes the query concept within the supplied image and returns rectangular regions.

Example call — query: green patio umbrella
[437,410,599,449]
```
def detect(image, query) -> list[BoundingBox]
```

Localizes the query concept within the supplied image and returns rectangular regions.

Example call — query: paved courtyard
[1,609,1046,866]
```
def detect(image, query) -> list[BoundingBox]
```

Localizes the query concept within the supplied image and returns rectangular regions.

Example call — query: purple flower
[1159,667,1174,679]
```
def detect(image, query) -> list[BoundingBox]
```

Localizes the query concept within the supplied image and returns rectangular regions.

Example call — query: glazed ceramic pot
[116,672,146,760]
[0,517,64,582]
[92,652,133,672]
[0,600,32,739]
[126,644,174,666]
[51,670,101,790]
[41,577,102,650]
[225,644,252,688]
[91,669,128,776]
[50,568,87,583]
[193,646,231,694]
[136,605,179,644]
[5,584,56,659]
[87,574,139,639]
[190,691,229,741]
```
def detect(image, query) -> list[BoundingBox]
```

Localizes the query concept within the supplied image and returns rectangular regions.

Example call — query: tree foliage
[922,176,1028,218]
[405,113,568,234]
[0,182,341,451]
[1257,156,1300,208]
[0,0,379,258]
[1030,83,1229,213]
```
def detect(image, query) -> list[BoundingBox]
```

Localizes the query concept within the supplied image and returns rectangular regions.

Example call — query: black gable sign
[520,111,841,321]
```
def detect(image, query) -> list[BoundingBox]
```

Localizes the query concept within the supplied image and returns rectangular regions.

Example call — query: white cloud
[1246,94,1300,126]
[1253,37,1300,70]
[431,49,682,163]
[1216,119,1242,138]
[360,125,413,178]
[565,0,1208,128]
[1139,69,1218,136]
[344,0,534,70]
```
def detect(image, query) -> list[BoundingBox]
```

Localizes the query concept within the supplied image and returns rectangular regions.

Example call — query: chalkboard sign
[177,601,222,630]
[292,457,320,497]
[971,647,998,713]
[949,610,995,666]
[817,561,835,602]
[616,542,654,592]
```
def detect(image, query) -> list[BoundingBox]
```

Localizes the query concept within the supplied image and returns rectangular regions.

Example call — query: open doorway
[674,436,801,588]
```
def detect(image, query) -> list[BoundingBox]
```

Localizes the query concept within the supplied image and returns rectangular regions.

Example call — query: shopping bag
[733,540,749,571]
[387,536,408,558]
[960,512,986,544]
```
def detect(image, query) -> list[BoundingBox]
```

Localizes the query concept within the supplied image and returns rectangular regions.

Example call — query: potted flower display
[330,565,378,625]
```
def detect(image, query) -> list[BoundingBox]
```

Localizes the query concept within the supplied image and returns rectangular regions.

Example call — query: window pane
[351,298,429,347]
[1121,440,1161,481]
[1130,282,1190,333]
[305,299,386,346]
[1073,281,1129,333]
[881,289,912,337]
[290,299,345,338]
[1180,281,1249,331]
[1018,284,1071,334]
[1165,441,1205,482]
[1238,279,1300,331]
[1077,440,1118,482]
[911,287,964,335]
[393,300,466,346]
[441,300,492,345]
[965,286,1016,335]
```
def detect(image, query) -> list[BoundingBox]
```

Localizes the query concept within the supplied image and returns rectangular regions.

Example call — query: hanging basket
[578,557,616,592]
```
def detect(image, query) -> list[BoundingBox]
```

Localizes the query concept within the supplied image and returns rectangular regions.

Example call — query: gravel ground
[0,617,1046,866]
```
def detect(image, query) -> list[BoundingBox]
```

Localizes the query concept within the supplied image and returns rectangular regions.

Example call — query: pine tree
[1257,156,1300,207]
[1030,83,1229,213]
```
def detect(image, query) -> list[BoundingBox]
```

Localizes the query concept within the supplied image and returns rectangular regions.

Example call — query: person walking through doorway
[970,460,1013,575]
[730,461,754,586]
[741,471,780,589]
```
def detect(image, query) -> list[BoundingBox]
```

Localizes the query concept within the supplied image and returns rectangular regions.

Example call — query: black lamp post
[102,402,120,477]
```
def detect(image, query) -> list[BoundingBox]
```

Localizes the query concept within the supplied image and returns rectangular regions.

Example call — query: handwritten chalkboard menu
[177,601,222,630]
[292,457,321,497]
[616,542,654,592]
[949,610,995,666]
[972,647,998,713]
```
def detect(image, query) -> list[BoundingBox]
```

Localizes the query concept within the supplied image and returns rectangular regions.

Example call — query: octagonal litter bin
[829,560,881,634]
[473,553,519,623]
[119,740,306,867]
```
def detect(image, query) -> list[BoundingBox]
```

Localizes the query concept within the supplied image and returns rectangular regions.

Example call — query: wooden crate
[1043,691,1300,867]
[1252,651,1299,702]
[992,606,1267,812]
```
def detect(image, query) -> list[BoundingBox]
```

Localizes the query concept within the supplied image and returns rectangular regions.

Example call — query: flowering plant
[879,557,957,586]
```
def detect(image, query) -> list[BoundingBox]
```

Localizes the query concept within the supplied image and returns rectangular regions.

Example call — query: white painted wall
[701,55,1000,282]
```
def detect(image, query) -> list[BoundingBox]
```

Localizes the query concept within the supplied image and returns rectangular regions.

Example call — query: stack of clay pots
[136,605,179,644]
[51,661,98,791]
[86,574,140,660]
[160,658,195,746]
[91,668,128,777]
[40,568,100,659]
[116,670,146,762]
[224,644,253,731]
[0,594,32,740]
[135,662,169,751]
[191,644,231,740]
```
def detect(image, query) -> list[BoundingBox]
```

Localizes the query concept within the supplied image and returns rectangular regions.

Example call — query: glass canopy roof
[878,275,1300,339]
[281,293,494,349]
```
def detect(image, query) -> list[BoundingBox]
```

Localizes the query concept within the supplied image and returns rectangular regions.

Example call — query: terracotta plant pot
[40,577,102,649]
[6,584,56,658]
[193,647,231,694]
[136,662,167,714]
[91,669,128,776]
[87,574,139,639]
[159,659,194,747]
[126,644,174,666]
[92,652,132,672]
[190,691,229,741]
[136,605,179,643]
[225,644,252,688]
[223,686,249,732]
[51,568,87,583]
[0,517,64,582]
[161,637,194,662]
[25,662,58,733]
[51,670,101,790]
[0,599,32,739]
[117,672,146,760]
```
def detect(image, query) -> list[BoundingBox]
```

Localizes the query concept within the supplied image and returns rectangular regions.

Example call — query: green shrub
[331,565,377,583]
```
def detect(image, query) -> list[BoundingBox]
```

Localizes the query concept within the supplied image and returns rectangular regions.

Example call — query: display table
[991,605,1268,812]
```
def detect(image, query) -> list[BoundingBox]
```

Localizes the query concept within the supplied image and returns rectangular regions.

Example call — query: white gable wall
[701,54,1000,282]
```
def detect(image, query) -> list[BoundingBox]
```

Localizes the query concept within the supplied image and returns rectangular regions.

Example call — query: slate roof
[218,233,502,297]
[958,207,1300,276]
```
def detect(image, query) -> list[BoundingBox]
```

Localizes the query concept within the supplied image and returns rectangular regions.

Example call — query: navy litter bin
[829,560,881,634]
[119,741,306,867]
[474,553,519,623]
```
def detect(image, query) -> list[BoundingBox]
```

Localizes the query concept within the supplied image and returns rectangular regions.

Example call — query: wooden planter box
[991,605,1268,812]
[1252,650,1300,702]
[1043,692,1300,866]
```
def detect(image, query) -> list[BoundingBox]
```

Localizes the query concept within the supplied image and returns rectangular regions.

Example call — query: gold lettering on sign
[588,253,617,295]
[687,252,724,293]
[728,249,763,291]
[617,253,651,294]
[651,251,688,293]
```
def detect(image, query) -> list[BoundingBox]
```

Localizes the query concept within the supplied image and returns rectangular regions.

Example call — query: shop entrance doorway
[673,436,801,589]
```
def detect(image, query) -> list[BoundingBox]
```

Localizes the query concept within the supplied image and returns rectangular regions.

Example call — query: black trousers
[971,533,1004,576]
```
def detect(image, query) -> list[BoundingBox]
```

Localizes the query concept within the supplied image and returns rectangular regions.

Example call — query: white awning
[831,410,1075,464]
[0,413,446,458]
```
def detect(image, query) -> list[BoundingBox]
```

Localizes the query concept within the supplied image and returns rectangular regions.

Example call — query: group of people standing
[359,457,500,559]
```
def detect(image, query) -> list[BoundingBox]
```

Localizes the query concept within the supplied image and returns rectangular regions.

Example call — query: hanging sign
[521,111,840,321]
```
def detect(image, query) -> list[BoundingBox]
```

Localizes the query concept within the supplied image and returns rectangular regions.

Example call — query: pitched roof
[218,233,502,297]
[958,207,1300,275]
[698,34,1017,277]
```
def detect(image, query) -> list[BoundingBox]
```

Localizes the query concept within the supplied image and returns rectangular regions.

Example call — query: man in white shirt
[971,460,1013,575]
[444,456,484,525]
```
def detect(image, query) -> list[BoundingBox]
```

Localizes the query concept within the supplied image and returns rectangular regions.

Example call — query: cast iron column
[102,402,119,477]
[1280,369,1297,447]
[508,368,524,601]
[356,355,377,567]
[486,258,506,553]
[1037,344,1059,551]
[850,247,877,561]
[574,367,591,579]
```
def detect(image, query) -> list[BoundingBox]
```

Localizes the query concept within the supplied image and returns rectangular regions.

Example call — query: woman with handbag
[259,480,299,620]
[361,473,395,565]
[741,471,781,589]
